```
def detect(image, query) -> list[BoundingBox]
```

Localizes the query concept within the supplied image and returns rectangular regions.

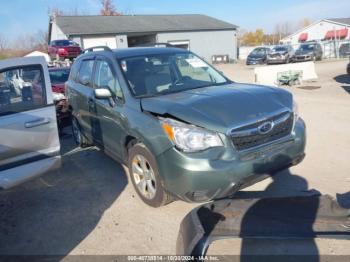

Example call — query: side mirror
[79,75,90,86]
[94,88,112,99]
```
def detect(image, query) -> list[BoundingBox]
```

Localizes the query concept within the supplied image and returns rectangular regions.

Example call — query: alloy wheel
[131,154,157,199]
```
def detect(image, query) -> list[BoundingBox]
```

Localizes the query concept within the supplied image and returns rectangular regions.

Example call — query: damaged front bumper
[156,119,306,202]
[176,195,350,257]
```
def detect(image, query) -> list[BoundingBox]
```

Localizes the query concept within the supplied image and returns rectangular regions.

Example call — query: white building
[281,18,350,58]
[48,14,238,62]
[281,18,350,45]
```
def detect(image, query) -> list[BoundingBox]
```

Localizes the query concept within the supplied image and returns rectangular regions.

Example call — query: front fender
[121,108,174,161]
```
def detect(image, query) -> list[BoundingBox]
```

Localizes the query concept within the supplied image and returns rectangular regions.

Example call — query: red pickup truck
[48,40,82,61]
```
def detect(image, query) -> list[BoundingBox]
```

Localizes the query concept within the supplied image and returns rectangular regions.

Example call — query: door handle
[25,118,50,128]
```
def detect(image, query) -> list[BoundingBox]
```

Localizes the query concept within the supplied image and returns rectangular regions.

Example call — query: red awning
[324,31,334,39]
[298,33,308,42]
[339,28,348,38]
[324,28,349,40]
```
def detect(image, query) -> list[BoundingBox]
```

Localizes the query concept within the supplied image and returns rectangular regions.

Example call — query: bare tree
[12,30,48,52]
[48,7,64,17]
[100,0,122,16]
[298,18,312,30]
[48,6,88,16]
[0,34,8,50]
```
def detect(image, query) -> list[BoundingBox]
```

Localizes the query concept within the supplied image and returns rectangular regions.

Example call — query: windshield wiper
[187,81,229,90]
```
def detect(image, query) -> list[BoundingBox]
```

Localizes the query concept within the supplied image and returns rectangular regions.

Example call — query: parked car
[292,42,323,62]
[0,57,61,189]
[66,46,306,207]
[48,40,82,61]
[48,67,71,131]
[246,47,271,65]
[347,62,350,77]
[339,43,350,58]
[267,45,294,64]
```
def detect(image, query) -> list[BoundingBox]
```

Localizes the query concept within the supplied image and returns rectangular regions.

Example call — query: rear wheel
[128,143,173,207]
[72,117,90,148]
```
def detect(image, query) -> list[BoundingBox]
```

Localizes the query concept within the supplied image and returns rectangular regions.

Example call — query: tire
[128,143,173,207]
[72,117,91,148]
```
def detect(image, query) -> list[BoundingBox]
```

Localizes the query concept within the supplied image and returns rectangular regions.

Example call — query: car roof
[253,47,270,50]
[81,47,189,60]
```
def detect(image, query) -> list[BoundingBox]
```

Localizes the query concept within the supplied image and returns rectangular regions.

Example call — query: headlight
[293,100,299,121]
[160,118,223,152]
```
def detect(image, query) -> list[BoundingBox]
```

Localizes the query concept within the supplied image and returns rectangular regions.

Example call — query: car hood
[141,83,293,134]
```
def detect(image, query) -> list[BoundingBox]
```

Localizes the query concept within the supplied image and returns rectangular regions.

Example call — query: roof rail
[83,46,113,53]
[136,43,175,48]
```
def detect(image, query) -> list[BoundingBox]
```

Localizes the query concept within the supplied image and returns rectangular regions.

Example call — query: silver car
[0,57,61,189]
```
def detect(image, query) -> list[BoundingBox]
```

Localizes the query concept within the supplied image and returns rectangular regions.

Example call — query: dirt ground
[0,59,349,257]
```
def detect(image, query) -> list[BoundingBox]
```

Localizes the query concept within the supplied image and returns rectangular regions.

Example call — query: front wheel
[128,143,173,207]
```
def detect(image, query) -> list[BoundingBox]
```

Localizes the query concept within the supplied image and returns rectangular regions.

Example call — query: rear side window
[69,60,81,82]
[78,60,94,87]
[0,65,47,116]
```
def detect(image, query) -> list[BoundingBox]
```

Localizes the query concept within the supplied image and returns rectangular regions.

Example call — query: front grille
[230,111,294,151]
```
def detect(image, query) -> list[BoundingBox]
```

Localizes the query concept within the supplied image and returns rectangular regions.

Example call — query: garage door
[83,37,117,49]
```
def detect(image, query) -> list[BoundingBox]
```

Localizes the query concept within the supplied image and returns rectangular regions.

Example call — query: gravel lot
[0,59,349,256]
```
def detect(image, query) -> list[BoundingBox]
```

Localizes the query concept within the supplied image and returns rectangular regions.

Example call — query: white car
[0,56,61,189]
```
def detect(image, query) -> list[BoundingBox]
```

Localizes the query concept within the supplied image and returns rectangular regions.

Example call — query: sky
[0,0,350,41]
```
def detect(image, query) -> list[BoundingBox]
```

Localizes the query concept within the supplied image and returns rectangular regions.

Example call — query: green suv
[66,46,306,207]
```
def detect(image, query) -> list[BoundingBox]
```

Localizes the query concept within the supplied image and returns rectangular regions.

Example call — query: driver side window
[94,60,123,100]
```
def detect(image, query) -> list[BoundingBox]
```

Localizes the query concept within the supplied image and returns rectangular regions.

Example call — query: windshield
[119,52,229,97]
[298,44,315,51]
[250,48,267,56]
[49,69,70,84]
[272,46,287,52]
[55,40,78,47]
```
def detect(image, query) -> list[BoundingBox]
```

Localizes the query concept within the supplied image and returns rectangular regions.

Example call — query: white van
[0,57,60,189]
